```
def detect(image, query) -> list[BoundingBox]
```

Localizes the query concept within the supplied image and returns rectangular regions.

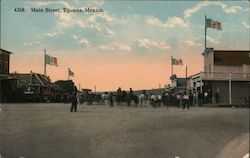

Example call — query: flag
[45,54,58,66]
[205,18,212,27]
[212,21,222,30]
[206,17,222,30]
[68,68,74,77]
[172,57,183,65]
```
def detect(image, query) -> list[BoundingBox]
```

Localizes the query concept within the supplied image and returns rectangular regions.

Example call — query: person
[215,91,219,104]
[150,94,155,108]
[198,90,203,106]
[165,92,169,106]
[109,92,114,107]
[71,91,78,112]
[161,91,166,106]
[129,88,134,95]
[176,93,181,108]
[183,92,189,109]
[189,91,194,106]
[204,91,208,104]
[157,94,162,107]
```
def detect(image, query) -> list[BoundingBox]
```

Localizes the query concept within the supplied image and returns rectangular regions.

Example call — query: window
[4,62,8,73]
[0,60,3,73]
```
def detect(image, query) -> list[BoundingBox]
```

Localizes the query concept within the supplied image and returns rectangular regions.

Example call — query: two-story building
[188,48,250,105]
[0,49,11,74]
[0,49,17,102]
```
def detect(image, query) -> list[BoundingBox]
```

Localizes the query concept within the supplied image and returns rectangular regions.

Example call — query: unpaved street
[0,104,249,158]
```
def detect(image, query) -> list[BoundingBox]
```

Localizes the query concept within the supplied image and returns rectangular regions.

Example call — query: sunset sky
[1,0,249,91]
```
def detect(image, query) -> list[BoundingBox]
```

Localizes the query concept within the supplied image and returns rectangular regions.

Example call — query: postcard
[0,1,249,158]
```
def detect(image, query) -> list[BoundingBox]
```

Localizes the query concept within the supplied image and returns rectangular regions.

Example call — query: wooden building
[188,48,250,105]
[0,49,18,102]
[12,72,63,102]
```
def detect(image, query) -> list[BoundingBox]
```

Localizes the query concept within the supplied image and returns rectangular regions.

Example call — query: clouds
[72,35,90,46]
[146,16,188,28]
[98,43,132,52]
[242,22,250,29]
[45,32,58,37]
[24,41,41,46]
[79,38,90,46]
[115,43,132,52]
[182,40,202,47]
[3,0,247,56]
[184,1,249,19]
[136,38,170,50]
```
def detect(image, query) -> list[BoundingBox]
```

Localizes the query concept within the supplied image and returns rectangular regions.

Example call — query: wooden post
[229,73,232,105]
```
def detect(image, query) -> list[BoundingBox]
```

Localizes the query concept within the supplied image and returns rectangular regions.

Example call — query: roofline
[0,49,13,54]
[10,72,45,76]
[213,50,250,52]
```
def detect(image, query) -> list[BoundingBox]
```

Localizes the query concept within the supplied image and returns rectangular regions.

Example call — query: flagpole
[185,65,188,92]
[44,49,46,76]
[205,15,207,49]
[171,56,173,76]
[68,68,70,80]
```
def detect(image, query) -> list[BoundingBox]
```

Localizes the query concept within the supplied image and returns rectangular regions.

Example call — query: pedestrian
[204,91,208,104]
[150,94,156,108]
[198,90,203,106]
[71,91,78,112]
[109,92,114,107]
[189,91,193,106]
[157,94,162,107]
[176,93,181,108]
[183,92,189,109]
[215,91,219,104]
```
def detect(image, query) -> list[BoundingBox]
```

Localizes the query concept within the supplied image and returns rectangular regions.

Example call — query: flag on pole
[45,54,58,66]
[206,18,222,30]
[172,57,183,65]
[68,68,74,77]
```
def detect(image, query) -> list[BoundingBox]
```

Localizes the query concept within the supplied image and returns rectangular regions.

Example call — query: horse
[125,94,139,107]
[101,93,109,105]
[116,91,128,106]
[139,94,147,106]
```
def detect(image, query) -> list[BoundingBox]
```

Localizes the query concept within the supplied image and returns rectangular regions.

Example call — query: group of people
[148,92,192,109]
[70,87,219,112]
[148,90,215,109]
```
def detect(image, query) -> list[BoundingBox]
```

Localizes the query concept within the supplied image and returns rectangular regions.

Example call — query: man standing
[71,91,78,112]
[183,92,190,110]
[198,90,203,106]
[109,92,114,107]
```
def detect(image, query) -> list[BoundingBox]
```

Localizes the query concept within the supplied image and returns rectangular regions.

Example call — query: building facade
[0,49,18,102]
[188,48,250,105]
[0,49,11,74]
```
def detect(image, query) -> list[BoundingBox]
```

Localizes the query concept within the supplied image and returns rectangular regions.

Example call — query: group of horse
[101,92,148,107]
[76,89,149,107]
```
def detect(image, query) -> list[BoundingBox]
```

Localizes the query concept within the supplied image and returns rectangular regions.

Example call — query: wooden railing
[201,72,250,81]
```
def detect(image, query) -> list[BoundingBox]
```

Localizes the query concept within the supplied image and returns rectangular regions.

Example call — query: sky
[1,0,249,91]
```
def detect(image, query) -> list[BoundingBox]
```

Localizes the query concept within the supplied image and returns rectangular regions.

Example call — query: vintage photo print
[0,0,249,158]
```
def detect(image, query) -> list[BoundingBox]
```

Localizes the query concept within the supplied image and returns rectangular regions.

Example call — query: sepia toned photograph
[0,0,249,158]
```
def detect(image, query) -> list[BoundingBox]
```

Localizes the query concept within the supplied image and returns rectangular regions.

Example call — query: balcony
[201,72,250,81]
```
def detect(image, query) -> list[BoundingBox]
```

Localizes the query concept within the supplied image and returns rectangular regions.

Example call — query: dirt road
[0,104,249,158]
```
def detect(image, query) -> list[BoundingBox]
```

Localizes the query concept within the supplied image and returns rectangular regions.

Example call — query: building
[12,72,63,102]
[0,49,18,102]
[0,49,11,74]
[170,74,187,93]
[188,48,250,105]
